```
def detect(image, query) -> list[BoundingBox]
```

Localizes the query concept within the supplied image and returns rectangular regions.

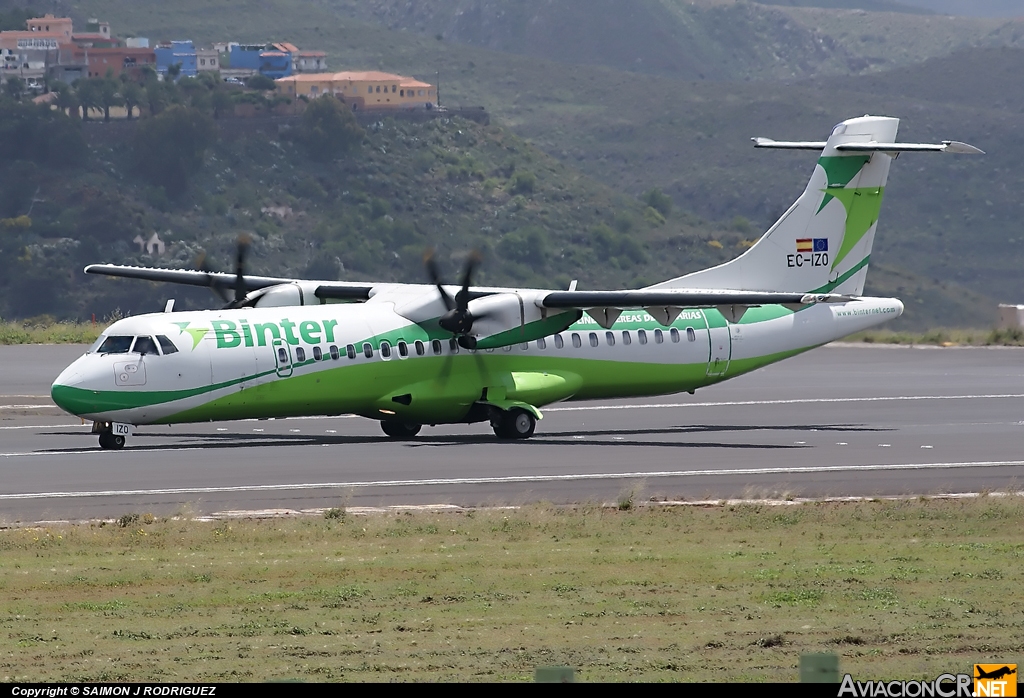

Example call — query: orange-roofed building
[25,14,73,41]
[275,70,435,110]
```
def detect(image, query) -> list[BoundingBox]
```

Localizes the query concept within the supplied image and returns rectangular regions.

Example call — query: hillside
[323,0,1009,81]
[6,0,1021,328]
[1,103,757,320]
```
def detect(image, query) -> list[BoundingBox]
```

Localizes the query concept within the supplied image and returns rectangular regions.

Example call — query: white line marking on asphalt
[2,460,1023,501]
[547,394,1024,412]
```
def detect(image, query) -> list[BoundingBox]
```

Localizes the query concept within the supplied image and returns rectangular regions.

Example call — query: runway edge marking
[3,460,1024,501]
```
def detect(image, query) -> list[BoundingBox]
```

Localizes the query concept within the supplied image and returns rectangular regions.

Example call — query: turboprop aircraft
[51,115,982,449]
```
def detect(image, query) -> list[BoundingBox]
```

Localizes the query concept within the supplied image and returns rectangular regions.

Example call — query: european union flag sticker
[813,238,829,252]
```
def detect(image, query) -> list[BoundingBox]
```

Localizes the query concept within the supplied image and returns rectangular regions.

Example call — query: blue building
[229,43,293,79]
[155,40,197,78]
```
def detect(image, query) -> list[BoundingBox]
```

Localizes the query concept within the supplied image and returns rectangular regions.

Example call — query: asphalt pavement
[2,343,1023,522]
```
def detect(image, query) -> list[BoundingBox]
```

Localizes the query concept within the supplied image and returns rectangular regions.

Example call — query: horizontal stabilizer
[753,137,983,154]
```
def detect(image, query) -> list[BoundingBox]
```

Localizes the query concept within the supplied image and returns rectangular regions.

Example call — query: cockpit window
[88,335,106,353]
[97,336,134,354]
[156,335,179,355]
[133,336,158,355]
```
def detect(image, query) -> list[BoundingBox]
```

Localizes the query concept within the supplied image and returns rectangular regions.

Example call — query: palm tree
[99,77,121,121]
[121,80,143,119]
[76,79,103,121]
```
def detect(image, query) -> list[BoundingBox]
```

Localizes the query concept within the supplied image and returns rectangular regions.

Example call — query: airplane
[50,115,982,449]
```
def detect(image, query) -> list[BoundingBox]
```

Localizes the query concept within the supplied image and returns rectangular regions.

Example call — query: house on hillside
[155,40,197,78]
[275,71,436,109]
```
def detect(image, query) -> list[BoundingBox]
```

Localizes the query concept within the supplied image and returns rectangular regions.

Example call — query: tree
[4,76,24,101]
[211,89,234,119]
[76,79,103,121]
[294,96,364,162]
[246,74,277,91]
[121,81,144,119]
[131,105,216,195]
[98,77,121,122]
[51,81,80,118]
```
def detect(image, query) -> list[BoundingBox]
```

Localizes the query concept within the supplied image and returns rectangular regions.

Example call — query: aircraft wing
[538,289,854,326]
[540,290,852,308]
[84,264,374,300]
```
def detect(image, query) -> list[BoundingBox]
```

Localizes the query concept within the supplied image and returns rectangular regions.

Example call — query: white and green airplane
[51,115,981,449]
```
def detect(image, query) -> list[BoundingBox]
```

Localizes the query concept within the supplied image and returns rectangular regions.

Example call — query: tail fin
[653,115,900,296]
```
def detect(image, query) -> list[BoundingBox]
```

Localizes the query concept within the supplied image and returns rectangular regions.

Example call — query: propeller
[424,249,487,347]
[196,234,252,308]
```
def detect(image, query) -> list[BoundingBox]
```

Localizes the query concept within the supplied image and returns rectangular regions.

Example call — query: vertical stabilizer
[652,115,900,295]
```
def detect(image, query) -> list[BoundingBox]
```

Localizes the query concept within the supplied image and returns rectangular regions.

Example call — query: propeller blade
[423,248,456,311]
[195,250,229,304]
[233,234,251,304]
[456,249,481,310]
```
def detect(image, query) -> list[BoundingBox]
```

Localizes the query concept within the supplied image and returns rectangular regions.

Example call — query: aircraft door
[272,338,293,378]
[210,330,258,404]
[706,324,731,377]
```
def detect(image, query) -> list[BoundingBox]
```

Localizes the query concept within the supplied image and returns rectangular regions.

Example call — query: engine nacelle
[246,282,323,307]
[466,292,579,349]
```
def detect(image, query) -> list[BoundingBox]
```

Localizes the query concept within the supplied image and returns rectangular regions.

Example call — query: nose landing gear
[92,422,131,450]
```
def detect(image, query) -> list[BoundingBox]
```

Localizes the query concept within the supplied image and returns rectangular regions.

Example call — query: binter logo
[974,665,1017,697]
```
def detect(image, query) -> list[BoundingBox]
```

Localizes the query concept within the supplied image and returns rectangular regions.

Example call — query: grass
[1,498,1023,682]
[846,326,1024,346]
[0,317,104,345]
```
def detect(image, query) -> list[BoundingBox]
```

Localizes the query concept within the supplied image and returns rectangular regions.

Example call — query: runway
[2,343,1024,522]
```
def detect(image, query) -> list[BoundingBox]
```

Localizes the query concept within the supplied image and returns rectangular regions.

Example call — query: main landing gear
[491,407,536,440]
[380,421,422,439]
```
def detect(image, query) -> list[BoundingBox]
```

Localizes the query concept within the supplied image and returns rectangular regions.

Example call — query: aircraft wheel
[380,421,422,439]
[98,432,125,450]
[493,408,536,440]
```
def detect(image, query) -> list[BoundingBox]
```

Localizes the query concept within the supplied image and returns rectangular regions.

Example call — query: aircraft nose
[51,362,86,415]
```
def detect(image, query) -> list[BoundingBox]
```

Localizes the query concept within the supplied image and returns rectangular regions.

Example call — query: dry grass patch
[1,498,1022,681]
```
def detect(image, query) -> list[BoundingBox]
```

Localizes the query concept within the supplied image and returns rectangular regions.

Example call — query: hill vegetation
[4,0,1023,328]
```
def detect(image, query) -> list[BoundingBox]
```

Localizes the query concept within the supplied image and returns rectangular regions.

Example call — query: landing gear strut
[380,421,422,439]
[492,408,536,440]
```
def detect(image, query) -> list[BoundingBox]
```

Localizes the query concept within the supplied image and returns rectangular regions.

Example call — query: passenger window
[380,341,392,359]
[98,336,134,354]
[363,343,373,358]
[554,334,564,349]
[537,337,546,350]
[431,339,442,355]
[449,338,460,354]
[133,336,158,355]
[571,333,582,348]
[622,331,631,345]
[278,347,288,363]
[638,329,648,345]
[605,331,615,346]
[330,345,341,360]
[313,346,323,361]
[588,332,599,348]
[503,345,512,352]
[670,328,680,343]
[687,327,696,342]
[520,343,528,350]
[654,329,664,344]
[295,347,306,362]
[156,335,179,355]
[398,341,408,358]
[415,340,425,356]
[346,344,356,359]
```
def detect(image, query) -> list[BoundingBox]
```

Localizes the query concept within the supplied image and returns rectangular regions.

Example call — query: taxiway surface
[2,344,1023,522]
